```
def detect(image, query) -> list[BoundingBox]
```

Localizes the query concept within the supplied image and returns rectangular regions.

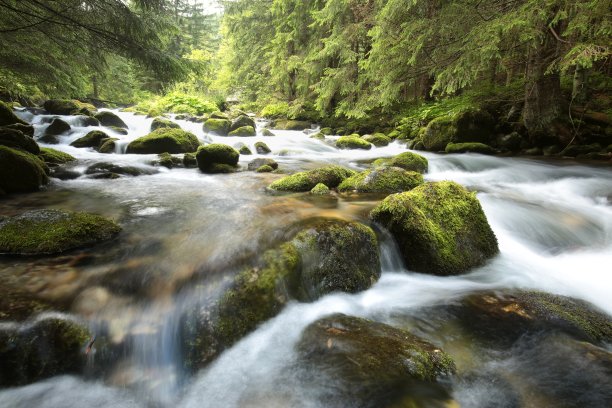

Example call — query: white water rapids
[1,110,611,407]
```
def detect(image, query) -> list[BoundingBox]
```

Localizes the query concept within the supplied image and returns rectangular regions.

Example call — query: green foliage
[261,102,290,118]
[134,90,220,116]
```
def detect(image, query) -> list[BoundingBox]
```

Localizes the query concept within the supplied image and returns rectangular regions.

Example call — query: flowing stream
[1,110,611,407]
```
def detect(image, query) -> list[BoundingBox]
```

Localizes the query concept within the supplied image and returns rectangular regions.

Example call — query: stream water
[1,110,611,407]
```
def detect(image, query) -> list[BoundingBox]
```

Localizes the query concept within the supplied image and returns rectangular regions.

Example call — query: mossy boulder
[230,115,256,132]
[363,133,391,147]
[4,123,34,137]
[94,111,128,129]
[422,117,455,151]
[292,219,380,300]
[268,165,356,192]
[310,183,330,195]
[370,181,499,275]
[0,209,120,255]
[248,158,278,171]
[0,146,49,193]
[99,138,119,154]
[451,290,612,347]
[319,127,333,135]
[0,127,40,154]
[42,99,80,115]
[255,141,271,154]
[0,317,91,386]
[155,152,183,168]
[336,135,372,150]
[256,165,274,173]
[70,130,110,149]
[203,118,231,136]
[235,142,252,155]
[209,111,229,120]
[85,162,156,177]
[183,152,197,168]
[273,119,311,130]
[106,126,128,135]
[338,167,424,194]
[228,126,256,137]
[76,115,100,127]
[151,117,181,132]
[453,109,495,143]
[0,101,28,126]
[196,143,239,173]
[445,142,496,155]
[372,151,428,174]
[296,314,456,406]
[126,128,200,154]
[39,147,76,165]
[45,118,71,136]
[262,128,275,136]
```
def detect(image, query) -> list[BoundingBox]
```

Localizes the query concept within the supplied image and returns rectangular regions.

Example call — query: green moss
[183,152,197,168]
[94,111,128,129]
[387,130,400,139]
[39,147,76,165]
[256,165,274,173]
[196,143,239,173]
[0,127,39,154]
[445,142,496,155]
[309,132,325,140]
[126,128,200,154]
[209,111,229,120]
[273,119,311,130]
[255,141,271,154]
[0,101,28,126]
[203,118,231,136]
[230,115,256,131]
[268,165,356,192]
[156,152,182,168]
[0,146,49,193]
[70,130,109,149]
[248,158,278,171]
[319,127,333,135]
[42,99,80,115]
[238,144,252,155]
[338,167,424,193]
[336,135,372,150]
[363,133,391,147]
[228,126,256,137]
[261,128,275,136]
[422,117,455,151]
[151,117,181,132]
[372,151,428,173]
[261,102,290,118]
[370,181,498,275]
[99,138,118,154]
[0,209,121,255]
[310,183,330,195]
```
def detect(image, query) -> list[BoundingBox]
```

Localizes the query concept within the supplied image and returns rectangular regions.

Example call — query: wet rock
[0,316,91,386]
[76,115,100,127]
[363,133,391,147]
[126,128,200,154]
[310,183,330,195]
[51,167,81,180]
[85,162,157,177]
[154,152,183,169]
[496,132,522,152]
[105,126,128,135]
[0,146,49,193]
[255,141,271,154]
[0,209,121,255]
[338,167,424,194]
[372,151,428,173]
[0,127,40,154]
[296,314,456,407]
[98,138,119,154]
[42,99,80,115]
[38,147,76,166]
[0,284,54,321]
[70,130,110,149]
[262,128,275,136]
[230,115,256,132]
[234,142,252,155]
[421,117,454,151]
[310,132,325,140]
[203,118,231,136]
[370,181,498,275]
[273,119,311,131]
[560,143,602,157]
[4,123,34,137]
[94,111,128,129]
[256,165,274,173]
[45,118,71,137]
[248,158,278,171]
[268,165,355,192]
[336,135,372,150]
[196,143,239,174]
[228,126,256,137]
[151,117,181,132]
[183,152,197,168]
[0,101,29,126]
[445,142,496,155]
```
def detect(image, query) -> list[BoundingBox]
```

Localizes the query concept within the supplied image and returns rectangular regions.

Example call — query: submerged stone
[370,181,498,275]
[85,162,157,177]
[268,165,355,192]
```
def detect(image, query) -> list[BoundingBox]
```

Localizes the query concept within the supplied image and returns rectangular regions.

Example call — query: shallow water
[1,110,611,407]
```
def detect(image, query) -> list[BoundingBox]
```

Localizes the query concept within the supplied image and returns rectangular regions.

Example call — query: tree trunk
[572,65,588,104]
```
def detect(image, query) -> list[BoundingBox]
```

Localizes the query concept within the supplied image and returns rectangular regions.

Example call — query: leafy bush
[261,102,290,118]
[133,91,220,117]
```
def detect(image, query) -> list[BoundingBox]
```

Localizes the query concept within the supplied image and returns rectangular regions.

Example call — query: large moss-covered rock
[422,117,455,151]
[151,117,181,132]
[445,142,496,155]
[268,165,356,192]
[94,111,128,129]
[39,147,76,165]
[0,209,121,255]
[0,127,39,154]
[45,118,71,136]
[421,110,496,151]
[372,151,428,174]
[292,219,380,300]
[230,115,256,132]
[126,128,200,154]
[338,167,424,194]
[273,119,311,130]
[370,181,498,275]
[0,146,49,193]
[0,101,28,126]
[203,118,231,136]
[42,99,80,115]
[70,130,109,149]
[196,143,239,173]
[296,314,456,406]
[336,135,372,150]
[228,126,256,137]
[4,123,34,137]
[0,317,91,386]
[363,133,391,147]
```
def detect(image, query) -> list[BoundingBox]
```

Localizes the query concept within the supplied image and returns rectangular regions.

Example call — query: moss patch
[126,128,200,154]
[446,142,496,155]
[0,127,39,154]
[196,143,239,173]
[338,167,424,194]
[39,147,76,165]
[42,99,80,115]
[273,119,311,130]
[370,181,498,275]
[310,183,330,195]
[0,146,49,193]
[268,165,356,192]
[372,151,428,173]
[255,141,271,154]
[151,117,181,132]
[336,135,372,150]
[0,209,121,255]
[422,117,455,151]
[228,126,256,137]
[70,130,109,149]
[248,158,278,171]
[203,118,231,136]
[363,133,391,147]
[230,115,256,131]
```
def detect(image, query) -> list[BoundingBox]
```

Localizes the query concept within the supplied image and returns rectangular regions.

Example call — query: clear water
[1,110,611,407]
